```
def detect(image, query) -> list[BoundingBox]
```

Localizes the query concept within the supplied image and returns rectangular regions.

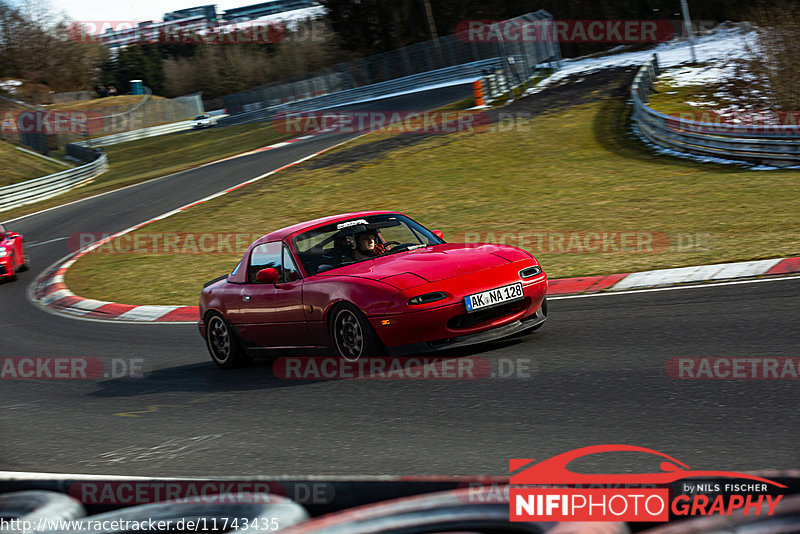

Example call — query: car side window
[249,242,282,283]
[282,246,301,282]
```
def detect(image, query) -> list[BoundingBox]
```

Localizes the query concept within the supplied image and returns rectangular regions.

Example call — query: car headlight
[408,291,447,305]
[0,247,7,257]
[519,265,542,278]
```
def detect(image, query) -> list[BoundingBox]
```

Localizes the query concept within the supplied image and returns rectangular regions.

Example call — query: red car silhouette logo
[510,444,786,487]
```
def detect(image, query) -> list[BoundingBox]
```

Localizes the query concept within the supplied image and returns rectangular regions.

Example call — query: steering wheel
[383,242,420,255]
[383,241,401,249]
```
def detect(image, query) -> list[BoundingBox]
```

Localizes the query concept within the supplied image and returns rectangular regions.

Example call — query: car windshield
[193,115,208,120]
[293,214,444,275]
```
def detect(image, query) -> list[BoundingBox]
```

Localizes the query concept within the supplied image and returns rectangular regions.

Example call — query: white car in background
[192,114,217,128]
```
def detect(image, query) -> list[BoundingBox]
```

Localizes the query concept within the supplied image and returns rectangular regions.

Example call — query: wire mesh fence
[222,10,561,115]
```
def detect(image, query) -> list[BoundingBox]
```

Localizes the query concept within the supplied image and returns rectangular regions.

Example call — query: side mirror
[256,268,279,284]
[432,230,444,240]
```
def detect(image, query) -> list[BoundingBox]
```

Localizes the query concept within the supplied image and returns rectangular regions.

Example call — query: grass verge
[66,71,800,306]
[648,82,720,115]
[0,140,71,187]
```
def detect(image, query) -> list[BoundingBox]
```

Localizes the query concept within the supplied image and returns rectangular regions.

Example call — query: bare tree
[163,20,351,100]
[746,1,800,110]
[0,0,107,96]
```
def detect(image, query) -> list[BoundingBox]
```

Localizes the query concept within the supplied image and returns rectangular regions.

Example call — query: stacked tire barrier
[2,472,799,533]
[0,491,86,533]
[0,491,309,533]
[280,486,629,534]
[0,488,628,534]
[0,149,107,213]
[482,67,511,102]
[632,54,800,166]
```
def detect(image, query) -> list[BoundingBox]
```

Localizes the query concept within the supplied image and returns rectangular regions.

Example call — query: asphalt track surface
[2,82,799,478]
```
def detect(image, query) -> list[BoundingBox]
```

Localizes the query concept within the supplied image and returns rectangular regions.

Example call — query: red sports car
[198,211,548,368]
[0,224,28,282]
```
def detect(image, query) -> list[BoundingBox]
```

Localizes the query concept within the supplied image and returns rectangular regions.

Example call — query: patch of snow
[685,100,719,107]
[658,64,739,87]
[525,26,755,97]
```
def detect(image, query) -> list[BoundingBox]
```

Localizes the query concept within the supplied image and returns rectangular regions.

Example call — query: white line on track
[549,274,800,300]
[25,236,68,248]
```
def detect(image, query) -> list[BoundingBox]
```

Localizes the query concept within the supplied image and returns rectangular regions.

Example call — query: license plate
[464,282,524,312]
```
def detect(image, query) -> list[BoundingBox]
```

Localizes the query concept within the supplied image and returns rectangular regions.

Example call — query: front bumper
[387,304,546,355]
[369,277,547,348]
[0,257,13,278]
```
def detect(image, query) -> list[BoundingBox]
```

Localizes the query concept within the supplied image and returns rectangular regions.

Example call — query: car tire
[18,253,29,272]
[205,313,251,369]
[280,485,628,534]
[41,493,309,534]
[330,304,383,361]
[0,490,86,526]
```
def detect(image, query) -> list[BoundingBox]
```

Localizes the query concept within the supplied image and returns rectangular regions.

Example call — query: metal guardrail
[632,54,800,165]
[221,10,560,123]
[0,151,108,212]
[72,120,196,148]
[217,58,514,127]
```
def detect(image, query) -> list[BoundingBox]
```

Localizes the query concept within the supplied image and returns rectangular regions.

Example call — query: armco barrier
[0,150,107,213]
[218,59,500,127]
[71,120,196,148]
[632,54,800,165]
[218,56,538,127]
[221,9,561,125]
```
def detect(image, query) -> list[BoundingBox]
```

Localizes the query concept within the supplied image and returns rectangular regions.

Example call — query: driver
[353,231,385,260]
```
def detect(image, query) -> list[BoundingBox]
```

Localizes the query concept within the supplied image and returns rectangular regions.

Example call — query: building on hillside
[222,0,315,22]
[95,1,318,50]
[164,5,218,22]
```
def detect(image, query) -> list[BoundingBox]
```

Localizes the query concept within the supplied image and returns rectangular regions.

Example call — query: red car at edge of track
[198,211,548,368]
[0,224,28,282]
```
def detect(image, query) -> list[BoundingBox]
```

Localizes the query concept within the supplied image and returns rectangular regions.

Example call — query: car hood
[315,243,530,286]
